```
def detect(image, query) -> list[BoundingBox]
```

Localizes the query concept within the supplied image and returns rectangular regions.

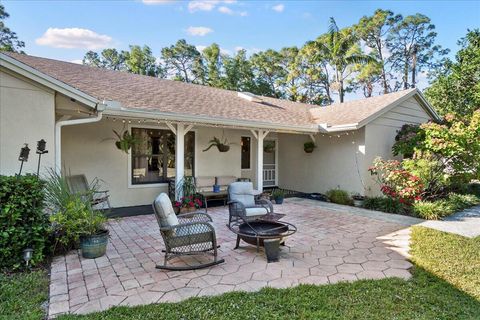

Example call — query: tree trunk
[411,45,417,88]
[339,80,344,103]
[403,58,409,90]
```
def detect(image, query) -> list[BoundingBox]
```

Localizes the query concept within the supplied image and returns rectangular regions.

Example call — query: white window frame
[127,123,197,189]
[240,135,253,171]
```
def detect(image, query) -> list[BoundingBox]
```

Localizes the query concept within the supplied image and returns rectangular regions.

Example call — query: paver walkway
[48,199,415,318]
[419,204,480,238]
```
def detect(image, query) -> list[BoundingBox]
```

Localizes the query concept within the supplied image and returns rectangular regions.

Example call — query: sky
[2,0,480,95]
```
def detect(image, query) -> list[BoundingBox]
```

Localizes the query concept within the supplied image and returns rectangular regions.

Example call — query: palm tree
[310,18,376,102]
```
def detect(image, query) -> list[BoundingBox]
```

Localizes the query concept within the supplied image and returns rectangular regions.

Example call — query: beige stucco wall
[278,128,366,195]
[364,97,432,196]
[0,69,55,176]
[61,120,248,207]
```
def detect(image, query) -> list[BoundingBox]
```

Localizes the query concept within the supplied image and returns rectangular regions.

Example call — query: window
[241,136,251,170]
[131,128,195,185]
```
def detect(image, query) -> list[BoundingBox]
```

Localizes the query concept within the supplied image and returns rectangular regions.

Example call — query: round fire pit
[238,221,289,246]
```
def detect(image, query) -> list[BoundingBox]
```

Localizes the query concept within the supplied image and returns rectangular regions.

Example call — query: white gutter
[55,104,105,173]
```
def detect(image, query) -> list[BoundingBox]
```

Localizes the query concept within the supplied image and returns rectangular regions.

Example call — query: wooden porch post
[167,122,194,200]
[251,129,269,191]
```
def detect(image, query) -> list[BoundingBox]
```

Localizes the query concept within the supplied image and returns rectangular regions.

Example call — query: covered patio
[47,199,420,318]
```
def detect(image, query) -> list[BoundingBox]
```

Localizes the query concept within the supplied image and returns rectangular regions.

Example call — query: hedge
[0,175,49,270]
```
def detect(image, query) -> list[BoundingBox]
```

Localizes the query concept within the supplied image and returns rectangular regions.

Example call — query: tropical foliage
[425,29,480,117]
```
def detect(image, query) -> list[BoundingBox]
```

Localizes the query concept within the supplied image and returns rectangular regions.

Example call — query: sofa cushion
[216,176,237,188]
[153,193,179,228]
[228,182,255,207]
[195,176,215,192]
[245,207,269,217]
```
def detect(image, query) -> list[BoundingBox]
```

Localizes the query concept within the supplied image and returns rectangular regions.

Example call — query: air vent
[237,92,263,103]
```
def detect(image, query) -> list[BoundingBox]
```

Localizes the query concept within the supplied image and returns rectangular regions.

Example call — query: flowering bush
[369,157,424,205]
[173,195,203,209]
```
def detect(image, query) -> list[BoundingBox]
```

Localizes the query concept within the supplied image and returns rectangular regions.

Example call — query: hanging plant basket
[203,136,233,153]
[304,141,316,153]
[217,144,230,152]
[103,129,139,154]
[264,142,275,153]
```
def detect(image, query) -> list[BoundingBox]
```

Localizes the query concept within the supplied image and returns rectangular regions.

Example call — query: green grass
[0,270,49,320]
[1,228,479,320]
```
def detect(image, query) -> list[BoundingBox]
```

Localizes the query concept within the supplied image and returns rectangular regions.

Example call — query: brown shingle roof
[2,53,430,130]
[309,89,418,127]
[3,53,316,127]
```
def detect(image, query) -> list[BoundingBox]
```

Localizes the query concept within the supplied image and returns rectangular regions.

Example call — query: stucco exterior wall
[364,97,432,196]
[0,69,55,176]
[278,128,366,195]
[61,120,248,207]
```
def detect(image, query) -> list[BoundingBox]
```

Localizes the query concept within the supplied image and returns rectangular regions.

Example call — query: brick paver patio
[48,199,416,318]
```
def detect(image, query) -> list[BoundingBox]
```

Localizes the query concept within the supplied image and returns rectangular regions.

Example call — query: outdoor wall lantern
[36,139,48,176]
[17,143,30,176]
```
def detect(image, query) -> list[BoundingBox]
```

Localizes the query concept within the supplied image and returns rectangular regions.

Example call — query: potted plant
[79,209,109,259]
[271,189,285,204]
[173,196,203,214]
[264,141,275,153]
[203,137,232,152]
[351,193,366,207]
[304,141,316,153]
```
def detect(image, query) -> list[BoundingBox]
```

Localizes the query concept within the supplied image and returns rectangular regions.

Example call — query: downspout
[54,103,105,174]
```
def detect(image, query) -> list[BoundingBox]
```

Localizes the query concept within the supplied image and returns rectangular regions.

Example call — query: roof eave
[104,106,319,134]
[0,53,99,108]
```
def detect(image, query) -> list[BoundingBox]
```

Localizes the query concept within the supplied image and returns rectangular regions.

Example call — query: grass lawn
[1,227,479,319]
[0,270,49,320]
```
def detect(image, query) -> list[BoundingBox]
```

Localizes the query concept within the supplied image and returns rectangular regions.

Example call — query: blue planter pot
[213,184,220,193]
[80,229,109,259]
[274,197,284,204]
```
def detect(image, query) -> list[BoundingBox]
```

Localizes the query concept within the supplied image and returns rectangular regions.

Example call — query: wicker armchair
[227,182,273,224]
[153,193,224,271]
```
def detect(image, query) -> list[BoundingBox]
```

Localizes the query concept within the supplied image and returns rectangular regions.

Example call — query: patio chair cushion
[154,193,179,228]
[169,224,214,248]
[245,207,269,217]
[228,182,255,207]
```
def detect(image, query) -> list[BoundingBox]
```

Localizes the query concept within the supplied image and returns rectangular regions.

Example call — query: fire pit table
[229,219,297,262]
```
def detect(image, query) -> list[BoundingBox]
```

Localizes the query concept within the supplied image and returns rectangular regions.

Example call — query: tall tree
[83,48,126,70]
[222,49,255,92]
[307,18,374,102]
[425,29,480,117]
[291,44,332,104]
[0,4,25,52]
[355,9,400,94]
[100,48,126,71]
[123,45,160,76]
[249,49,286,98]
[201,43,222,87]
[387,13,449,90]
[161,39,202,83]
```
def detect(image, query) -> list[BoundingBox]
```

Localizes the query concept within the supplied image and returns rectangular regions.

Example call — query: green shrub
[0,175,49,270]
[413,193,480,220]
[326,189,353,206]
[271,189,285,199]
[49,195,107,253]
[412,201,447,220]
[363,196,405,214]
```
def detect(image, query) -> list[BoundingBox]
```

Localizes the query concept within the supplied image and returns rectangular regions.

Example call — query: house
[0,52,440,210]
